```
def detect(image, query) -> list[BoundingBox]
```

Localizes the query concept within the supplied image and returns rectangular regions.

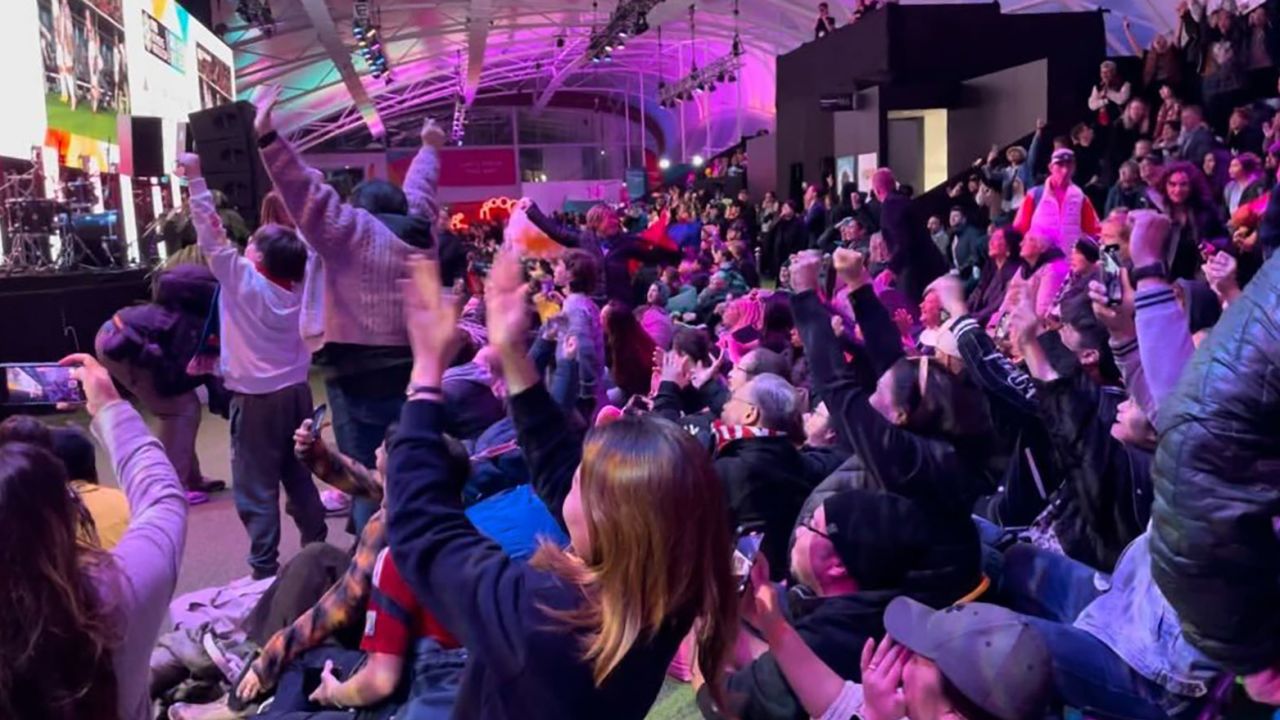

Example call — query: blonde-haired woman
[387,252,739,719]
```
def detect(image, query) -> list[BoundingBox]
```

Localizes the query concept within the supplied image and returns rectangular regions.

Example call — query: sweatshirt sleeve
[951,315,1038,414]
[525,202,585,249]
[508,383,583,527]
[189,176,267,316]
[258,133,379,261]
[1133,285,1196,429]
[94,400,187,648]
[386,399,533,680]
[404,146,441,221]
[847,285,905,377]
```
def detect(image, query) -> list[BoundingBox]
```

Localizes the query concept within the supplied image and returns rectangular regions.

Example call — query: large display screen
[38,0,131,166]
[0,0,235,168]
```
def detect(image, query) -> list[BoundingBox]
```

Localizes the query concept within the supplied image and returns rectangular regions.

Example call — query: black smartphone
[733,531,765,594]
[0,363,86,407]
[302,663,344,699]
[1101,245,1124,307]
[310,404,328,440]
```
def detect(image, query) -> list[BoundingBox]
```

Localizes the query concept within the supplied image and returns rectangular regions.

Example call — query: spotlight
[731,35,743,57]
[354,25,364,37]
[692,154,705,167]
[592,55,601,63]
[604,54,612,62]
[599,149,606,156]
[716,70,726,83]
[616,37,625,49]
[556,35,565,48]
[618,29,628,38]
[658,157,671,170]
[727,72,737,82]
[634,13,649,34]
[367,28,377,38]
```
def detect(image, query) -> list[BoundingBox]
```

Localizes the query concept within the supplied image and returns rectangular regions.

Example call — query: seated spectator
[602,300,658,401]
[700,490,985,720]
[926,215,949,261]
[1225,152,1267,214]
[0,355,186,719]
[53,427,131,550]
[756,594,1053,720]
[634,282,675,350]
[968,226,1026,329]
[1227,106,1266,156]
[386,253,739,718]
[1105,160,1150,215]
[553,249,607,413]
[993,230,1070,333]
[1176,105,1221,165]
[255,548,463,719]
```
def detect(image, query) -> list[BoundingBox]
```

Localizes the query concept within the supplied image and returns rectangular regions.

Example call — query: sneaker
[201,632,247,685]
[186,490,210,506]
[321,489,351,516]
[192,478,227,494]
[168,696,245,720]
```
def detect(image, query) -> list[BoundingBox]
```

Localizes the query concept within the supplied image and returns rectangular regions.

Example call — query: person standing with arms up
[180,152,326,580]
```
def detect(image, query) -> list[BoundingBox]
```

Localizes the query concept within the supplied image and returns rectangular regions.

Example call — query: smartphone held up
[0,363,86,408]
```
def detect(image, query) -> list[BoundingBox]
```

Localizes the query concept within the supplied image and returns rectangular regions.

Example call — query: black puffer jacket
[1151,248,1280,675]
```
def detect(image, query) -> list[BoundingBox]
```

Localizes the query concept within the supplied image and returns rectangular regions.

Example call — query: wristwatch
[1129,261,1167,284]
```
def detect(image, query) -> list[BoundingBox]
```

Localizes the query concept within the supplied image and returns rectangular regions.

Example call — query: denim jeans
[1000,544,1197,720]
[401,639,467,720]
[324,376,407,537]
[230,384,327,578]
[263,646,397,719]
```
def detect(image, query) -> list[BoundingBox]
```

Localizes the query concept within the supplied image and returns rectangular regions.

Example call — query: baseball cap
[1049,148,1075,166]
[835,216,857,230]
[885,597,1053,720]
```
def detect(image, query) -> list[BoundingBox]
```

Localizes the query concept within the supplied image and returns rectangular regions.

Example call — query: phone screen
[0,364,85,407]
[311,404,328,439]
[1101,246,1123,307]
[733,532,765,593]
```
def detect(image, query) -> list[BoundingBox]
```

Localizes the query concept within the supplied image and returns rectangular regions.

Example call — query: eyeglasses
[801,518,831,540]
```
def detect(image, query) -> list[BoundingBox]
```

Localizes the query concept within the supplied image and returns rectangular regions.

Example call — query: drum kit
[2,166,127,275]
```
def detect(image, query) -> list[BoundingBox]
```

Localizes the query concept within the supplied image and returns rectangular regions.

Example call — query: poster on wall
[142,8,185,72]
[37,0,131,165]
[856,152,879,193]
[196,43,232,109]
[835,156,855,197]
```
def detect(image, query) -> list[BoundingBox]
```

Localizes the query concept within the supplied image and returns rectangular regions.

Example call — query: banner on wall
[439,148,517,187]
[142,9,185,72]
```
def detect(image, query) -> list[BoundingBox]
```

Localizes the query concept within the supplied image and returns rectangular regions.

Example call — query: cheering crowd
[5,2,1280,716]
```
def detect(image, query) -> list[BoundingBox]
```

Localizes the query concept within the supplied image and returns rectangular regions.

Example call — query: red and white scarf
[711,421,787,452]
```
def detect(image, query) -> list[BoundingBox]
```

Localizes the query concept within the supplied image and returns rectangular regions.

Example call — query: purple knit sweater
[259,135,441,348]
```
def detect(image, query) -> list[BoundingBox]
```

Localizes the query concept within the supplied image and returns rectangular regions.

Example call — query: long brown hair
[531,416,738,708]
[0,443,121,719]
[259,190,296,229]
[602,300,657,398]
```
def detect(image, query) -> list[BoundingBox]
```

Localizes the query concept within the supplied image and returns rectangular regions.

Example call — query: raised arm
[66,355,187,667]
[486,251,581,523]
[1123,17,1144,56]
[524,200,586,249]
[181,154,264,309]
[389,255,535,677]
[405,118,445,221]
[251,86,380,259]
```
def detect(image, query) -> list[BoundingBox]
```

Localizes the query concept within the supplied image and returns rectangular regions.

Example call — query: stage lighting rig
[236,0,276,37]
[585,0,664,63]
[353,0,392,83]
